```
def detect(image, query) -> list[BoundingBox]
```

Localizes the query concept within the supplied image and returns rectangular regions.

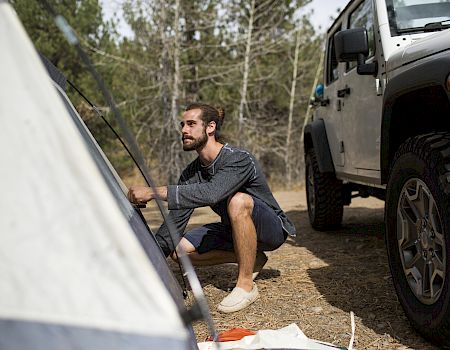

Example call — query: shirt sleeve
[166,151,256,210]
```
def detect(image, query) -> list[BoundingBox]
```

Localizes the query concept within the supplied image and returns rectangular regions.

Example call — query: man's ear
[206,121,216,135]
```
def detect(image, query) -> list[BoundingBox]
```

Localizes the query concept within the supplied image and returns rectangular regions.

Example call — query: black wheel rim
[397,178,446,305]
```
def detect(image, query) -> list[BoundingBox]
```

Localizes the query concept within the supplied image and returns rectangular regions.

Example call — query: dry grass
[142,190,439,350]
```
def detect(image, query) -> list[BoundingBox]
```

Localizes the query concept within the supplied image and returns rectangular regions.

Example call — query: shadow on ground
[285,207,438,349]
[192,265,281,292]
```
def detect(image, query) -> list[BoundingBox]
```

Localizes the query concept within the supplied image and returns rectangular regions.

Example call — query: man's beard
[182,129,208,151]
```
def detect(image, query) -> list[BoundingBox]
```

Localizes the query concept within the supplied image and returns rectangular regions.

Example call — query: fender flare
[380,50,450,183]
[304,119,335,173]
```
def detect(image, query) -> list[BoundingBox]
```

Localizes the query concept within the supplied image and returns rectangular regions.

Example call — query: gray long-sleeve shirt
[155,143,296,256]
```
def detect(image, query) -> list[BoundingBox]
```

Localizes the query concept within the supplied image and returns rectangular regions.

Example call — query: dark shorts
[184,196,286,254]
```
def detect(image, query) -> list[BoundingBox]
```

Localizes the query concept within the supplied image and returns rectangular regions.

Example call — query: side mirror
[334,28,377,76]
[334,28,369,62]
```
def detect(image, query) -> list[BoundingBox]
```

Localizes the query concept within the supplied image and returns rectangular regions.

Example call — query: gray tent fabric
[0,320,188,350]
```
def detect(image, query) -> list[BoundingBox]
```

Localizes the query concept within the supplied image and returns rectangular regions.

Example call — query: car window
[326,25,342,85]
[348,0,375,71]
[386,0,450,35]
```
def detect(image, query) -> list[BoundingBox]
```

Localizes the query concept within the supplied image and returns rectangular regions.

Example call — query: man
[128,103,296,313]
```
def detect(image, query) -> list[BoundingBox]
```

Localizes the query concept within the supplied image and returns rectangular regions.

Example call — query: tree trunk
[285,28,302,186]
[157,0,175,181]
[158,0,170,124]
[170,0,182,178]
[182,2,199,101]
[238,0,256,144]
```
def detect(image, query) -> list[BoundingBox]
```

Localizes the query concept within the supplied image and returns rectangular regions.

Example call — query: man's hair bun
[216,107,225,125]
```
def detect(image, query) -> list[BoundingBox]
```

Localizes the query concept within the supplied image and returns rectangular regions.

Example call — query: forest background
[12,0,327,188]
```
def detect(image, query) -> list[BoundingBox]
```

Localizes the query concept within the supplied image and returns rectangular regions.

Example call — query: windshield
[386,0,450,35]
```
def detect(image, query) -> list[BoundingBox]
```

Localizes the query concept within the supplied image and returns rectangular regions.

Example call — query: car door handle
[320,97,330,106]
[337,86,351,98]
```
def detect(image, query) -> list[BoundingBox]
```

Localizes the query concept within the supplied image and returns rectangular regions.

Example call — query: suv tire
[386,133,450,346]
[305,148,343,230]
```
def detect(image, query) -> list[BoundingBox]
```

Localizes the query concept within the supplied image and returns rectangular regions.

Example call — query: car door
[338,0,383,178]
[317,23,345,169]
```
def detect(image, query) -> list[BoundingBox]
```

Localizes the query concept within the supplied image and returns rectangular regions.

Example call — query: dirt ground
[143,190,439,350]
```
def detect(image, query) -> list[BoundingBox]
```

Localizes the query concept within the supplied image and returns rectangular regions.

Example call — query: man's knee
[227,192,254,220]
[170,237,196,262]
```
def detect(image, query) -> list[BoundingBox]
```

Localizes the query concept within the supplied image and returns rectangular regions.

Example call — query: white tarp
[198,323,349,350]
[0,1,188,344]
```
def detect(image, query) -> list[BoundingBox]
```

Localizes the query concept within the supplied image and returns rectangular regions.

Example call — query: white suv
[303,0,450,346]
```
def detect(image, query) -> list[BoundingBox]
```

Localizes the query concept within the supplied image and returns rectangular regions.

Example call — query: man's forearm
[127,185,168,204]
[153,186,168,201]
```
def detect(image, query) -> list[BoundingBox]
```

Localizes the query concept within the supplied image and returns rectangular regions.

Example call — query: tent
[0,2,197,348]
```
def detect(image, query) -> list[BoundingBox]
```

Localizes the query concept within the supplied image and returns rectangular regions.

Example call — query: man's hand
[127,186,168,204]
[127,186,152,204]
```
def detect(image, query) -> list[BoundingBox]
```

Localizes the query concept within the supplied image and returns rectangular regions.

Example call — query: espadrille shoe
[218,283,259,313]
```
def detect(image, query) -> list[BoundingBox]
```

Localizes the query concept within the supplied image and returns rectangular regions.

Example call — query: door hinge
[376,79,383,96]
